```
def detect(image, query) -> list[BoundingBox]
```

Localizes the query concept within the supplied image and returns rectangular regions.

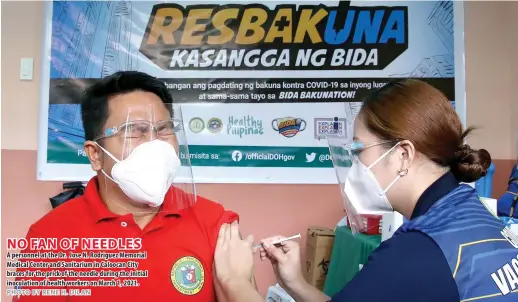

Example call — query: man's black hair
[80,71,173,141]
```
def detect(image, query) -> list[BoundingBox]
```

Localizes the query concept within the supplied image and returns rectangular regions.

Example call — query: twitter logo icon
[306,152,316,163]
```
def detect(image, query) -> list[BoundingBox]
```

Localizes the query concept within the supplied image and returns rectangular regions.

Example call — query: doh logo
[140,2,408,70]
[171,256,205,295]
[272,117,306,138]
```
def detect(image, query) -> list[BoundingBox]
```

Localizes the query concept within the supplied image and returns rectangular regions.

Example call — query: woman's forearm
[220,278,329,302]
[285,280,331,302]
[222,279,264,302]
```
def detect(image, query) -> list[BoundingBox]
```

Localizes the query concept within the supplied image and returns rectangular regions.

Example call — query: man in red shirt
[12,71,243,301]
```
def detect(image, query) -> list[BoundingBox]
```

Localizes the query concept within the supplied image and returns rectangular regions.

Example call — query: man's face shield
[96,103,196,214]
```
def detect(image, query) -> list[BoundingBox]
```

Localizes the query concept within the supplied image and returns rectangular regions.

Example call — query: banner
[37,1,465,183]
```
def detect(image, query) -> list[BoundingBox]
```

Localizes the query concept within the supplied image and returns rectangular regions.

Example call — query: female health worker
[213,79,518,302]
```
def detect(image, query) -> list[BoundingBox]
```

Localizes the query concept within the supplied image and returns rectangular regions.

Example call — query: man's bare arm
[213,264,228,302]
[250,273,258,289]
[239,231,258,290]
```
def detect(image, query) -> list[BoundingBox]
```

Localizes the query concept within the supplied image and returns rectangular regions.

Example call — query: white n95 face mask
[97,139,181,207]
[344,142,403,216]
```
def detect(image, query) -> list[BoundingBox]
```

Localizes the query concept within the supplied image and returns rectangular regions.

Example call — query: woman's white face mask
[343,142,405,216]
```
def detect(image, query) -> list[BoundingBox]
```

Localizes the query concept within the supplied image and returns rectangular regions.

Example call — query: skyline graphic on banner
[40,0,463,183]
[51,1,139,79]
[48,0,455,144]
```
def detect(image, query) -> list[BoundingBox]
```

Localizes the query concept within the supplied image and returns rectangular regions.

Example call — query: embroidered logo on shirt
[171,256,205,295]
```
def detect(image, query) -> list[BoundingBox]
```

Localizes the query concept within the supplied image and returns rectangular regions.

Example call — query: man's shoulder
[188,196,239,226]
[30,196,90,237]
[185,196,239,250]
[193,195,225,212]
[188,196,225,219]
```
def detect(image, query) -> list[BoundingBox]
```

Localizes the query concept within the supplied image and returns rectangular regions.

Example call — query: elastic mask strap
[365,142,402,196]
[95,142,120,184]
[382,175,401,194]
[367,142,401,170]
[95,142,120,164]
[382,148,410,195]
[101,169,116,183]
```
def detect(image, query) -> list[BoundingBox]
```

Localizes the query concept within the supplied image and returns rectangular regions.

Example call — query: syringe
[253,233,301,249]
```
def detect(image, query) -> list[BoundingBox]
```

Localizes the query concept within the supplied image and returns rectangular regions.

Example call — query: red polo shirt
[12,177,238,301]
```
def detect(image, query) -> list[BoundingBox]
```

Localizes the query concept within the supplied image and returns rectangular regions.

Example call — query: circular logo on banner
[188,117,205,133]
[231,150,243,162]
[207,118,223,133]
[171,256,205,295]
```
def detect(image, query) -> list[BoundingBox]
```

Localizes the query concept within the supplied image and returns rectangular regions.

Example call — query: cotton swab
[253,233,301,249]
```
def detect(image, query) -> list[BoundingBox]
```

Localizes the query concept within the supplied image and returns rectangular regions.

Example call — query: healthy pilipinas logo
[139,2,408,70]
[171,256,205,295]
[314,117,347,139]
[272,117,306,138]
[227,115,264,138]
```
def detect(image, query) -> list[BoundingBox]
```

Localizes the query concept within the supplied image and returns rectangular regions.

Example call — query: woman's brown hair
[359,79,491,183]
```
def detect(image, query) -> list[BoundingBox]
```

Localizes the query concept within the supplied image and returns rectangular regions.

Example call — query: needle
[253,233,301,249]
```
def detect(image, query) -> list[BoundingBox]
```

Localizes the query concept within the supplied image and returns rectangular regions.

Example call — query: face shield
[327,134,380,235]
[344,102,362,141]
[96,103,196,215]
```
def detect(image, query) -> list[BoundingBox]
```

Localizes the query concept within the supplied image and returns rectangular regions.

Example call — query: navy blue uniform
[332,172,518,301]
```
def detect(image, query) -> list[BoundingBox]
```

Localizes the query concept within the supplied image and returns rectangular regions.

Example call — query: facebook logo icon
[231,150,243,162]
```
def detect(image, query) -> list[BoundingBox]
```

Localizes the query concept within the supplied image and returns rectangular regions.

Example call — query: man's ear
[84,141,102,171]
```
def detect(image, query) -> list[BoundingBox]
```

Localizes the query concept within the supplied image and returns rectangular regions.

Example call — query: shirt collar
[411,172,459,220]
[84,176,185,223]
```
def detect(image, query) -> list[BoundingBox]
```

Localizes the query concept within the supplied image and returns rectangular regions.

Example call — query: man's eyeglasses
[95,119,181,141]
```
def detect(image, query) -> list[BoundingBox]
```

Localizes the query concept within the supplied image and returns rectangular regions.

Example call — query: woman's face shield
[328,134,400,235]
[327,134,367,235]
[327,135,355,188]
[97,103,196,214]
